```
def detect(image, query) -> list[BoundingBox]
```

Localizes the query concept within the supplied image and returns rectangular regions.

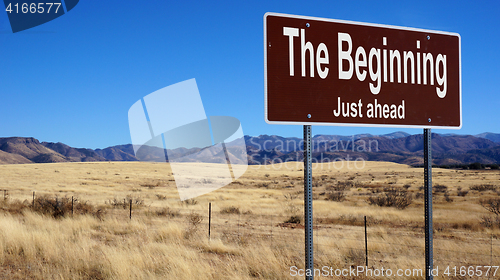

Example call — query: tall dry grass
[0,210,295,279]
[0,161,499,279]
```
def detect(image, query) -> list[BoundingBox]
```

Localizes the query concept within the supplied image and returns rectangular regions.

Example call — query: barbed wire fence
[1,188,500,271]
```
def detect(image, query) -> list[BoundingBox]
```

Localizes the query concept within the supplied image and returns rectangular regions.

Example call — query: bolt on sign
[264,13,461,128]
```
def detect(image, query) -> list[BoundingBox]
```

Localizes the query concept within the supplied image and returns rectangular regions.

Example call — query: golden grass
[0,161,499,279]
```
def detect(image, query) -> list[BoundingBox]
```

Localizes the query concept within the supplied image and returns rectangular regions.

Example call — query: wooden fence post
[129,199,132,220]
[208,202,212,241]
[365,216,368,267]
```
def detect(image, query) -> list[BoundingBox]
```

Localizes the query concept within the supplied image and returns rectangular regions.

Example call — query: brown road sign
[264,13,461,129]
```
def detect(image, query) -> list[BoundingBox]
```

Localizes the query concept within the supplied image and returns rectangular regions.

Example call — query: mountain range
[0,132,499,166]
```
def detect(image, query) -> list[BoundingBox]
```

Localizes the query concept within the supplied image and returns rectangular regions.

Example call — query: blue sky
[0,1,499,149]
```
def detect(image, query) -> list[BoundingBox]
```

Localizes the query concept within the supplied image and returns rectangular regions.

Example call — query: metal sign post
[424,128,433,279]
[264,13,460,280]
[303,125,314,280]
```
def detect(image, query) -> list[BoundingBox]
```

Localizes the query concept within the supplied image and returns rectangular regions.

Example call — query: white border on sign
[263,12,462,130]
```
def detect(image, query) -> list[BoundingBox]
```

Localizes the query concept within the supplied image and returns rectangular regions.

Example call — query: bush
[480,215,500,228]
[343,249,365,265]
[434,184,448,193]
[284,215,301,224]
[259,182,270,188]
[0,199,30,215]
[457,190,469,197]
[327,181,354,192]
[471,184,497,192]
[184,212,203,239]
[469,162,482,170]
[480,198,500,216]
[325,191,346,202]
[156,207,180,217]
[335,180,355,191]
[283,193,300,215]
[444,192,453,203]
[181,198,198,206]
[188,212,203,226]
[155,194,167,200]
[367,187,413,209]
[107,196,144,209]
[220,206,240,214]
[34,196,68,218]
[33,195,93,218]
[338,214,360,226]
[72,198,94,214]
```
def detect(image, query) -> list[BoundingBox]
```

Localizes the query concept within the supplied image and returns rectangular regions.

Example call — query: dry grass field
[0,161,500,279]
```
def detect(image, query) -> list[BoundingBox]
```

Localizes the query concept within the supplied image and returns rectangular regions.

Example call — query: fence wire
[1,189,500,268]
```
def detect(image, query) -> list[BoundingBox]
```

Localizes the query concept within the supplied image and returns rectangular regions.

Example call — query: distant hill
[94,145,138,161]
[380,131,411,139]
[358,134,497,154]
[0,137,66,163]
[0,149,32,164]
[41,142,105,162]
[476,132,500,143]
[0,132,498,166]
[463,145,500,163]
[242,133,499,166]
